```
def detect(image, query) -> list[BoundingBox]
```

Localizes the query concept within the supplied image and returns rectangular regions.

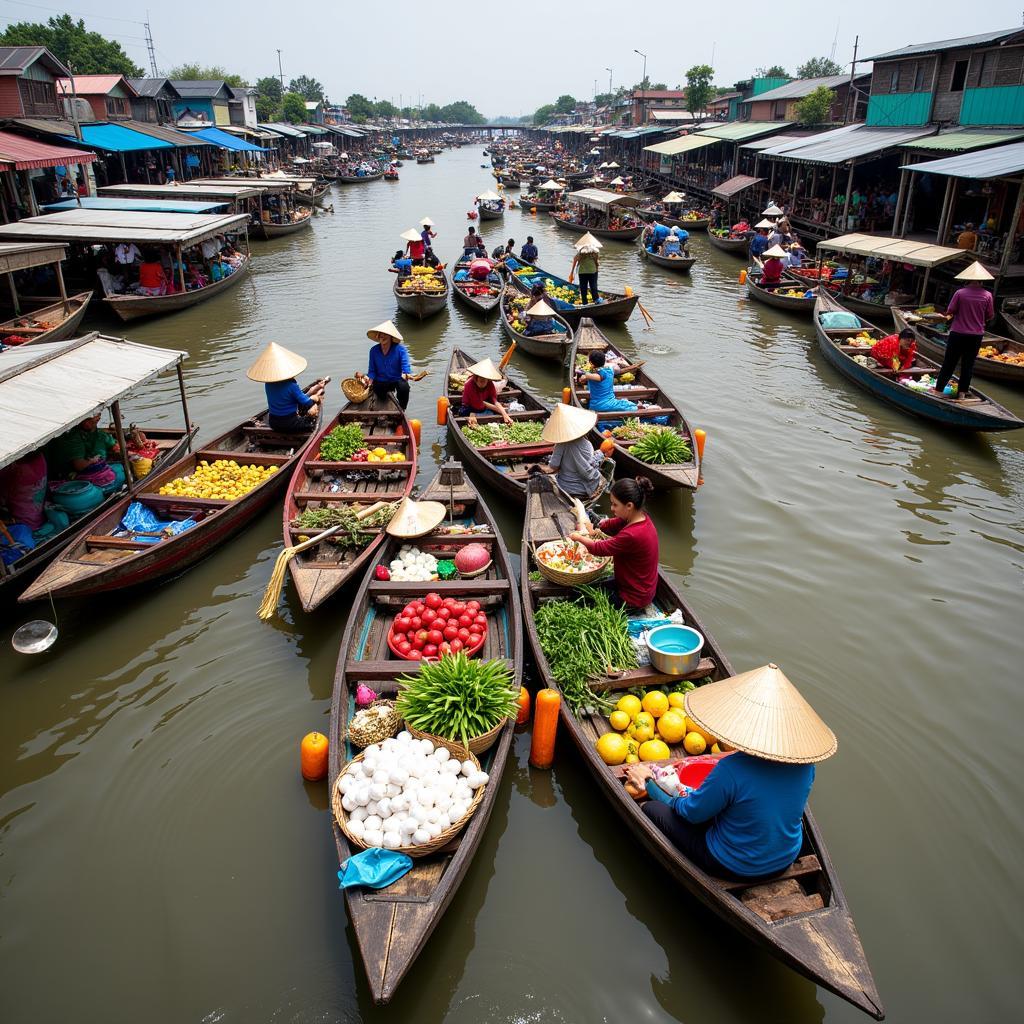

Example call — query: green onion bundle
[628,428,692,465]
[319,423,365,461]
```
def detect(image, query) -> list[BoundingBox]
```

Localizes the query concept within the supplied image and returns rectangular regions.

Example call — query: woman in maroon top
[570,476,658,611]
[934,261,995,400]
[458,358,512,425]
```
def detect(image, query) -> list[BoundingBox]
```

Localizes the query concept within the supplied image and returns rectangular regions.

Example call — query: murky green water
[3,146,1023,1023]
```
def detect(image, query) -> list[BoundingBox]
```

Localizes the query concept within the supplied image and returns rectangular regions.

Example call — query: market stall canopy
[62,122,176,152]
[183,127,268,153]
[899,139,1024,180]
[644,134,719,157]
[0,333,186,470]
[44,197,228,214]
[699,121,794,143]
[0,129,96,170]
[538,179,564,190]
[816,233,967,268]
[0,208,250,246]
[711,175,764,199]
[0,241,68,275]
[567,188,641,210]
[757,124,936,164]
[99,182,268,201]
[900,128,1024,153]
[609,176,625,185]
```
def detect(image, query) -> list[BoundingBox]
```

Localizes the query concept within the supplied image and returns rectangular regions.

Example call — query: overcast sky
[2,1,1023,117]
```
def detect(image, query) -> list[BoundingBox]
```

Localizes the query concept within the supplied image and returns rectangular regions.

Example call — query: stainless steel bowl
[646,624,704,676]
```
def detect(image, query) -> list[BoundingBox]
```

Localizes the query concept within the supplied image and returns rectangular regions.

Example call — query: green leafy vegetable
[319,423,365,461]
[463,420,545,447]
[292,502,396,547]
[628,427,692,465]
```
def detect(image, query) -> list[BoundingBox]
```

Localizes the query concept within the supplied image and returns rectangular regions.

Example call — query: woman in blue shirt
[576,349,643,413]
[247,342,324,434]
[625,663,836,881]
[363,321,413,410]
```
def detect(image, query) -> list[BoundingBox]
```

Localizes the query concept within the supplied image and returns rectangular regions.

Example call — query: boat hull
[641,248,696,274]
[252,214,313,240]
[105,259,251,322]
[550,213,643,241]
[706,232,749,257]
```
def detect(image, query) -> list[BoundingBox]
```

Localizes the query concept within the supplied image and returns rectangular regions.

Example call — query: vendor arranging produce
[158,459,277,500]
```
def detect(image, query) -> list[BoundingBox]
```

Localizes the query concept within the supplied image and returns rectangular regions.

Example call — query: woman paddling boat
[248,342,326,434]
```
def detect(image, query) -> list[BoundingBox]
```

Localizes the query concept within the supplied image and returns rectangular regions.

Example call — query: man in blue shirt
[364,320,413,410]
[520,236,538,263]
[749,227,771,260]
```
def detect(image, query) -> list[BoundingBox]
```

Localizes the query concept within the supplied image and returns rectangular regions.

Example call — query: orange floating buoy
[300,731,329,781]
[516,686,531,726]
[530,206,537,214]
[529,688,560,769]
[436,395,449,426]
[409,418,422,447]
[562,386,572,405]
[738,269,747,285]
[694,428,707,461]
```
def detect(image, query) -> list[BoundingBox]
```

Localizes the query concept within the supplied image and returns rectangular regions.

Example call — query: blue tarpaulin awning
[185,127,267,153]
[43,197,229,214]
[64,123,174,153]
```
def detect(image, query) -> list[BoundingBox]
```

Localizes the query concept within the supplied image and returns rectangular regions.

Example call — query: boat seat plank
[346,658,513,681]
[292,491,404,504]
[453,410,547,423]
[715,855,822,892]
[367,579,510,595]
[140,495,230,512]
[588,659,717,692]
[194,449,292,465]
[84,535,155,550]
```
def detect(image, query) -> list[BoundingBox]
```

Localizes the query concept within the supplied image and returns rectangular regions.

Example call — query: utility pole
[846,35,859,124]
[277,50,285,92]
[144,14,158,77]
[606,67,612,97]
[634,49,647,91]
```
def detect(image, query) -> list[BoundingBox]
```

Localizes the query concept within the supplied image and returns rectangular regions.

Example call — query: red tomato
[449,638,463,653]
[425,593,442,609]
[474,613,487,628]
[443,624,459,641]
[423,643,438,658]
[407,649,423,660]
[466,600,481,613]
[403,603,417,618]
[398,640,412,655]
[421,608,437,624]
[457,627,471,642]
[469,627,483,642]
[427,629,444,646]
[434,606,449,620]
[394,616,409,634]
[452,602,466,615]
[416,629,430,643]
[411,635,425,651]
[455,614,470,628]
[410,616,422,630]
[413,602,426,616]
[442,597,457,608]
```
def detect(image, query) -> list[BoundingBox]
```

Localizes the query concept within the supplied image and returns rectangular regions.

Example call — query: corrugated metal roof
[0,45,66,76]
[128,78,178,98]
[758,124,935,164]
[0,129,96,170]
[0,209,250,245]
[0,334,186,470]
[711,175,764,198]
[868,27,1023,62]
[567,188,642,209]
[0,242,67,274]
[900,140,1024,179]
[740,132,817,151]
[816,232,967,268]
[901,128,1024,153]
[258,122,305,138]
[64,123,175,153]
[740,75,855,104]
[644,134,720,156]
[57,75,134,97]
[184,127,266,152]
[43,197,227,214]
[100,182,265,200]
[125,121,210,147]
[170,79,231,99]
[699,121,793,142]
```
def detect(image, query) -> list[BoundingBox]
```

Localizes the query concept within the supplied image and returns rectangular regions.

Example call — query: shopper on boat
[569,476,658,611]
[748,227,771,260]
[956,222,978,252]
[463,226,485,257]
[626,663,836,882]
[783,242,805,268]
[520,236,539,263]
[933,261,995,401]
[759,245,787,289]
[570,234,602,306]
[137,250,169,296]
[45,414,124,490]
[247,342,324,434]
[537,403,605,501]
[364,321,413,410]
[662,227,688,257]
[523,298,558,337]
[577,349,643,413]
[870,328,916,371]
[401,228,426,266]
[420,217,437,259]
[458,358,512,425]
[389,250,413,275]
[0,450,48,530]
[649,221,671,250]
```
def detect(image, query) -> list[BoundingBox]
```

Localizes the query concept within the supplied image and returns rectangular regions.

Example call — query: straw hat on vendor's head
[246,342,307,382]
[955,260,994,282]
[575,231,603,253]
[367,321,403,345]
[420,216,434,226]
[542,402,597,444]
[466,357,503,382]
[762,244,788,259]
[400,228,421,242]
[385,496,447,538]
[526,299,557,319]
[755,218,775,229]
[684,663,837,764]
[763,203,783,216]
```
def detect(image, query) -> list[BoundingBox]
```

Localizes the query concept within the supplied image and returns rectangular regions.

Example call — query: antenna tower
[145,15,158,77]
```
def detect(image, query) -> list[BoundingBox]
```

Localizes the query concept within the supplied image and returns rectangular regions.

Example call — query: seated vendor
[45,414,124,491]
[759,245,787,289]
[389,250,414,275]
[523,298,558,337]
[649,221,670,250]
[662,227,688,257]
[0,450,48,531]
[137,249,169,295]
[459,358,511,425]
[577,349,643,413]
[536,403,604,501]
[246,342,324,433]
[870,327,916,371]
[626,663,835,882]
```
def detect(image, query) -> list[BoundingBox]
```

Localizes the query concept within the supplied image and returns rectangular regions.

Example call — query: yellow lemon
[372,447,388,458]
[638,739,671,762]
[629,723,654,744]
[683,732,707,756]
[710,743,722,754]
[667,692,687,711]
[616,694,642,719]
[642,691,669,719]
[634,711,654,733]
[685,717,717,747]
[595,732,628,766]
[625,753,639,764]
[656,709,687,744]
[609,710,631,732]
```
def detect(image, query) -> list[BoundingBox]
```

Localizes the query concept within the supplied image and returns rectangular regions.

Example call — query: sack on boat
[337,847,413,890]
[819,311,860,330]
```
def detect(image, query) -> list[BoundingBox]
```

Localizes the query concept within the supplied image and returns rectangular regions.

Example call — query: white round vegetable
[433,747,451,763]
[425,821,442,839]
[389,768,409,787]
[364,828,384,848]
[396,731,412,744]
[460,759,475,777]
[399,817,417,836]
[349,806,368,823]
[341,793,356,813]
[382,831,401,850]
[413,828,431,846]
[376,797,392,819]
[369,782,386,800]
[347,819,365,837]
[390,794,408,813]
[442,759,461,775]
[364,814,382,832]
[372,769,390,785]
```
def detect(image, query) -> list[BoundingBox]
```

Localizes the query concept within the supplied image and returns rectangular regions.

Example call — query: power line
[1,0,146,25]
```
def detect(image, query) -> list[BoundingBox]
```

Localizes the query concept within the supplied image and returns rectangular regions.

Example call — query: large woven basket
[332,734,484,859]
[341,377,371,403]
[531,538,610,587]
[406,717,507,756]
[346,699,400,748]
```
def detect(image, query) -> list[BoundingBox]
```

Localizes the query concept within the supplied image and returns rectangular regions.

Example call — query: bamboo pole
[840,163,855,230]
[176,362,193,452]
[7,272,20,315]
[54,258,70,314]
[892,168,910,237]
[110,400,135,492]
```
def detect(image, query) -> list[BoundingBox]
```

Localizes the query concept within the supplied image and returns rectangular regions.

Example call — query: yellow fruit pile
[157,459,277,500]
[594,688,722,766]
[367,447,405,463]
[399,276,445,293]
[980,345,1024,365]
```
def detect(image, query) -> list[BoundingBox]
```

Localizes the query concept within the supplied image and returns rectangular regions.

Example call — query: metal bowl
[646,624,704,676]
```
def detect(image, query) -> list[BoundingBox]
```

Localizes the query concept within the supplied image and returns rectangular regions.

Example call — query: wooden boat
[337,170,385,183]
[1000,298,1024,344]
[294,183,332,206]
[0,292,92,346]
[637,205,710,231]
[451,254,504,318]
[789,268,894,323]
[813,291,1023,432]
[639,233,696,275]
[519,192,563,211]
[892,306,1024,386]
[416,154,434,164]
[282,397,417,613]
[393,268,449,320]
[104,258,251,322]
[571,318,699,489]
[706,230,751,257]
[329,459,520,1005]
[550,211,644,242]
[504,259,638,326]
[477,202,504,221]
[252,207,313,240]
[383,170,399,181]
[4,427,195,601]
[20,394,324,601]
[746,270,815,316]
[520,473,884,1021]
[499,287,573,363]
[445,348,554,505]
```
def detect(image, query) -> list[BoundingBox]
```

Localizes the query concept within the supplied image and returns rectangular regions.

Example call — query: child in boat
[458,358,512,426]
[576,349,642,413]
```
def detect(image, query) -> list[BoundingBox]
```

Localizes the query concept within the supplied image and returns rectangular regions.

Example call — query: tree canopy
[685,65,715,115]
[794,86,836,124]
[755,65,789,79]
[280,92,307,124]
[797,57,843,78]
[532,103,556,125]
[288,75,324,101]
[555,94,576,114]
[0,14,142,77]
[168,64,246,87]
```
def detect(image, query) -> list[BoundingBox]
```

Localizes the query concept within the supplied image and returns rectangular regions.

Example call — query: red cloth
[870,333,916,370]
[761,257,783,285]
[407,239,425,259]
[589,515,659,608]
[469,258,493,281]
[461,378,497,411]
[0,452,47,529]
[138,261,167,289]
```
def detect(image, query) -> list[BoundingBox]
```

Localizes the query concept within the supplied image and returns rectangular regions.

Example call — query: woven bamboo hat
[662,191,685,203]
[526,299,557,318]
[385,497,447,538]
[367,321,403,344]
[400,228,420,241]
[466,357,503,381]
[575,232,604,252]
[542,402,597,444]
[955,260,994,282]
[755,218,775,229]
[420,216,435,226]
[763,203,784,216]
[762,244,788,259]
[684,663,837,764]
[246,342,307,382]
[609,176,625,185]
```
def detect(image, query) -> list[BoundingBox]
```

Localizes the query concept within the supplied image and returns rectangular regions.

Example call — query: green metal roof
[698,121,793,142]
[901,129,1024,153]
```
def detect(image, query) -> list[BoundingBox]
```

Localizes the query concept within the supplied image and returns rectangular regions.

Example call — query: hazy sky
[2,0,1022,117]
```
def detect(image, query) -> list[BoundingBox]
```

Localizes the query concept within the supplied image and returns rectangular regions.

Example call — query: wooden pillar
[892,168,910,237]
[828,165,838,216]
[902,173,916,236]
[918,267,932,304]
[998,177,1024,281]
[176,243,186,293]
[22,170,38,216]
[840,163,855,230]
[176,363,193,452]
[118,151,128,183]
[110,401,135,492]
[769,160,776,198]
[7,272,20,314]
[54,258,70,313]
[936,176,956,243]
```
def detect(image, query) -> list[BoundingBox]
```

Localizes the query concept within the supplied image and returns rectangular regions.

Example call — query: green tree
[168,63,245,87]
[794,86,836,124]
[280,92,308,123]
[555,94,576,114]
[255,76,281,120]
[797,57,843,78]
[0,14,142,76]
[440,100,485,124]
[374,99,398,118]
[422,103,443,121]
[256,76,282,102]
[595,92,614,106]
[532,103,556,125]
[650,82,668,91]
[684,65,715,114]
[346,93,375,119]
[755,65,789,79]
[288,75,324,101]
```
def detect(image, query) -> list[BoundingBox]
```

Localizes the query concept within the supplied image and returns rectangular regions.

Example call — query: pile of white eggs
[337,731,488,849]
[388,546,438,583]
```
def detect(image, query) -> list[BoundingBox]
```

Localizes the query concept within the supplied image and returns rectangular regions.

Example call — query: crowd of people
[98,235,245,297]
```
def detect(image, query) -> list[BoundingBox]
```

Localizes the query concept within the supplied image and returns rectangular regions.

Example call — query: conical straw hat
[755,218,775,229]
[684,663,837,764]
[539,179,563,190]
[420,216,435,226]
[574,231,604,251]
[542,402,597,443]
[246,342,307,382]
[367,321,403,344]
[606,161,619,168]
[466,357,503,381]
[955,260,993,282]
[762,244,787,259]
[477,189,502,201]
[385,497,448,538]
[526,299,557,317]
[763,203,783,216]
[662,191,685,203]
[609,176,625,185]
[400,228,420,241]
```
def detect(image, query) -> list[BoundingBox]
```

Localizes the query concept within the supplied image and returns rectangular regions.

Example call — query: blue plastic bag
[118,501,197,542]
[337,848,413,890]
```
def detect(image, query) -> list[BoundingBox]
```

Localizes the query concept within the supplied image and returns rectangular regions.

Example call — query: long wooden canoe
[283,396,416,613]
[504,258,638,325]
[519,192,563,211]
[639,231,696,275]
[251,208,313,239]
[637,205,710,231]
[329,459,520,1005]
[394,269,449,320]
[571,319,699,489]
[4,426,195,602]
[1000,298,1024,345]
[790,268,894,323]
[706,230,751,257]
[338,171,384,183]
[477,202,504,220]
[746,271,816,316]
[20,393,324,601]
[499,287,574,363]
[520,473,884,1020]
[550,211,644,241]
[104,258,251,322]
[416,155,435,164]
[0,292,92,347]
[451,254,504,318]
[892,306,1024,386]
[294,183,332,206]
[445,348,553,505]
[813,291,1023,432]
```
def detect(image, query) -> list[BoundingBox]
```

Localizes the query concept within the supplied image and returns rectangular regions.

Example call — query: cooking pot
[645,624,704,676]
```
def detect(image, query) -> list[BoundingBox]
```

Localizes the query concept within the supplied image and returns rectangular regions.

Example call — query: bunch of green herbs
[319,423,365,461]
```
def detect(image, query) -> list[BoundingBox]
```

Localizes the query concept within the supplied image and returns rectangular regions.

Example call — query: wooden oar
[637,300,655,324]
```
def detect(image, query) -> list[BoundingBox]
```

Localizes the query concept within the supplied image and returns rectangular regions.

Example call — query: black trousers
[935,331,983,397]
[579,272,599,304]
[268,412,313,434]
[373,379,410,410]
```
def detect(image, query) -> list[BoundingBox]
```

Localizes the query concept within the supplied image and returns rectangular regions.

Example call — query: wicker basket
[532,539,610,587]
[406,718,507,756]
[346,699,400,748]
[332,734,485,858]
[341,377,371,403]
[458,559,493,579]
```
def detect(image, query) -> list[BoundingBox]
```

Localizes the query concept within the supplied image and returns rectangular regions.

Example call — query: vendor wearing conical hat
[759,244,787,289]
[570,233,602,306]
[535,402,605,502]
[625,664,836,882]
[457,357,511,426]
[523,298,558,338]
[363,321,413,410]
[247,342,324,434]
[933,260,995,401]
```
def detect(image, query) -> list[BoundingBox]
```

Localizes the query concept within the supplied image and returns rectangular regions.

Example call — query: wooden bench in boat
[367,578,510,596]
[291,490,407,505]
[194,449,292,466]
[454,409,548,423]
[138,495,231,513]
[714,854,822,892]
[588,659,718,692]
[346,657,515,682]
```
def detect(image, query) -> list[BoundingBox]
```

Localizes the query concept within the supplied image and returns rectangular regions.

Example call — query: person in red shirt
[870,328,916,371]
[458,358,512,425]
[758,245,786,289]
[402,228,426,265]
[137,250,169,295]
[570,475,658,611]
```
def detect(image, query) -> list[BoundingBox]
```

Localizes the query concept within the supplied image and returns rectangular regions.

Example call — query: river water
[2,146,1022,1023]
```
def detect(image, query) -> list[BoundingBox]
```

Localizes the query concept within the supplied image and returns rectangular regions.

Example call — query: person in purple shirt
[934,261,995,400]
[625,663,836,881]
[363,320,413,409]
